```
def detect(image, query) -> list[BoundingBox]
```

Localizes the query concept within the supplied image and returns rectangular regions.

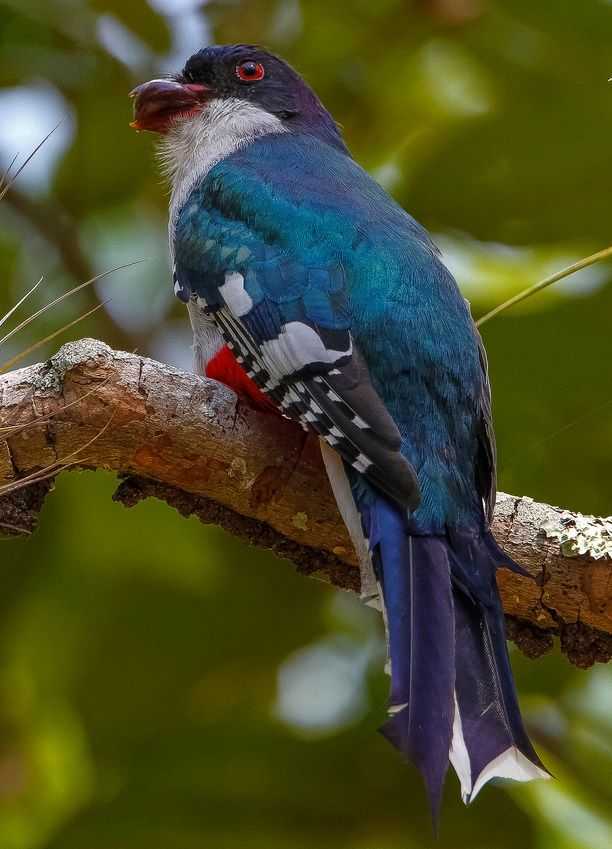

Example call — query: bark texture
[1,339,611,667]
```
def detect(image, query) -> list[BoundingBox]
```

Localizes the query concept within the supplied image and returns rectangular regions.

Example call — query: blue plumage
[351,477,455,821]
[133,43,550,819]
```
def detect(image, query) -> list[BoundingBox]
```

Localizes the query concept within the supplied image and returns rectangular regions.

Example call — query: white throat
[157,97,287,240]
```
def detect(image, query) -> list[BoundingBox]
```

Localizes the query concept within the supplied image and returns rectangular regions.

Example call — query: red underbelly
[205,345,279,414]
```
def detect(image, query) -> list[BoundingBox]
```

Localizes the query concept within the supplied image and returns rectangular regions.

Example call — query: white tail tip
[449,694,550,803]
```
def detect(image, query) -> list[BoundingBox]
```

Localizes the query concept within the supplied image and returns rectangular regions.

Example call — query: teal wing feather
[173,148,420,510]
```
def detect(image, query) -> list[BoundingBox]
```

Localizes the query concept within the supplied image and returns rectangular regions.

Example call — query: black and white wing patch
[303,348,420,509]
[202,274,420,511]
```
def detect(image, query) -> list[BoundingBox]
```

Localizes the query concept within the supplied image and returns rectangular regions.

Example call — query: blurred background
[1,1,612,846]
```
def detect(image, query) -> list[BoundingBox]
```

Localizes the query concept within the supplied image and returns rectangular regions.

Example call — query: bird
[130,44,550,820]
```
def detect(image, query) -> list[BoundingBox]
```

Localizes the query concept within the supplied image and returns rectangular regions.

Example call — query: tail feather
[324,458,549,818]
[452,581,550,802]
[363,500,455,823]
[369,508,550,813]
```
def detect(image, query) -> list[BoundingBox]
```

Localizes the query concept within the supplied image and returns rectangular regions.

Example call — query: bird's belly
[205,345,278,413]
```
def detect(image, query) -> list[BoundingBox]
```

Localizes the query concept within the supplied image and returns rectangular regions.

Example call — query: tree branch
[1,339,611,667]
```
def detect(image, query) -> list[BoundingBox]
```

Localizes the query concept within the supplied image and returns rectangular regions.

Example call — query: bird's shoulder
[175,132,436,258]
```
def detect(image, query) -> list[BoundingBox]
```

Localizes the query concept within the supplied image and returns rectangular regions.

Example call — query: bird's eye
[236,61,265,82]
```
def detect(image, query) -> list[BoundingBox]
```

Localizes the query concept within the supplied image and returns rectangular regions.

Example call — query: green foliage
[1,1,611,846]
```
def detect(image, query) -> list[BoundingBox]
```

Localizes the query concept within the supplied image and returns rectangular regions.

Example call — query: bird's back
[193,132,491,532]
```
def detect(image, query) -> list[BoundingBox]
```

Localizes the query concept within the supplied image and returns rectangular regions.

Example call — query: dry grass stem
[0,409,117,497]
[477,245,612,326]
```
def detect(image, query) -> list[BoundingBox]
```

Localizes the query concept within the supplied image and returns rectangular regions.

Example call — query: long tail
[331,464,549,821]
[448,529,550,803]
[377,527,455,822]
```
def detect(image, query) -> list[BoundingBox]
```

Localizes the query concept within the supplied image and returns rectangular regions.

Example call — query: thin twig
[0,152,20,197]
[0,262,142,349]
[0,128,95,286]
[0,410,116,497]
[0,301,108,374]
[0,520,32,535]
[476,245,612,327]
[0,277,44,331]
[0,123,61,202]
[0,461,82,498]
[0,376,112,438]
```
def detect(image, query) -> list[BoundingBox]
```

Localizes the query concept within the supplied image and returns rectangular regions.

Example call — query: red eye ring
[236,61,265,82]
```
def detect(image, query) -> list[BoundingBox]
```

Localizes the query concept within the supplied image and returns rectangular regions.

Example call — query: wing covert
[174,191,420,510]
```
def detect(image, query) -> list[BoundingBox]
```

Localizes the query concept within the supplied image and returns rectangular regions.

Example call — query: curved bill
[129,79,211,133]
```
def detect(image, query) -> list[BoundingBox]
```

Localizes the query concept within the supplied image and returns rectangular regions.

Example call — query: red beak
[129,79,211,133]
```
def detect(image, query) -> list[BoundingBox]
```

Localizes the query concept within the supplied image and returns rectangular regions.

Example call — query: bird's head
[130,44,344,151]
